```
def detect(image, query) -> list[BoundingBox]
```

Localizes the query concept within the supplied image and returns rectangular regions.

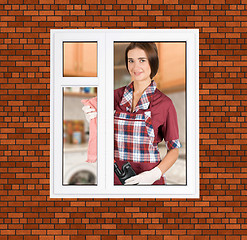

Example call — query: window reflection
[63,42,97,77]
[63,87,97,185]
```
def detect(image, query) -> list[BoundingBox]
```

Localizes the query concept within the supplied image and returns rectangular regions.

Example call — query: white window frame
[50,29,199,198]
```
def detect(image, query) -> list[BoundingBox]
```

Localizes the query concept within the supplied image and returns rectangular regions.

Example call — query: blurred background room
[63,42,98,185]
[63,86,97,185]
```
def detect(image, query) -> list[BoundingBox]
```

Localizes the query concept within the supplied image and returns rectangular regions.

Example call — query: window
[50,29,199,198]
[63,42,97,77]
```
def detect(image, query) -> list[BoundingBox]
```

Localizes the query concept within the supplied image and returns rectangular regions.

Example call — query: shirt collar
[120,80,157,113]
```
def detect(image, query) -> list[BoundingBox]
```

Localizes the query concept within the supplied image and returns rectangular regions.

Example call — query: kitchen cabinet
[63,42,97,77]
[156,43,186,93]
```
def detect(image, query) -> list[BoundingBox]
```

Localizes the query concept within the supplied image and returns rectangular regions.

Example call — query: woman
[83,42,181,185]
[114,42,181,185]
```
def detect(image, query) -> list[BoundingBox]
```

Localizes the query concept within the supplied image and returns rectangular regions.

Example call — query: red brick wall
[0,1,246,239]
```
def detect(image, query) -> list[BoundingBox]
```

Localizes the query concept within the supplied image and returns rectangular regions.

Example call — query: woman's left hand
[124,167,162,185]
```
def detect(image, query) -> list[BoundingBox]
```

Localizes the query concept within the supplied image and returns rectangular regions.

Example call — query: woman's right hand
[82,106,97,122]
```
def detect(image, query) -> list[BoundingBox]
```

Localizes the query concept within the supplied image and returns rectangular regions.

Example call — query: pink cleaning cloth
[81,97,97,163]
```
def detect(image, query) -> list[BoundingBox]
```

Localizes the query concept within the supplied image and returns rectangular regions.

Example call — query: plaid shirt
[114,110,161,162]
[117,80,181,151]
[120,80,156,113]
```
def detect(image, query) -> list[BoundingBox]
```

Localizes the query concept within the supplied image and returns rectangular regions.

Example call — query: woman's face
[127,47,151,82]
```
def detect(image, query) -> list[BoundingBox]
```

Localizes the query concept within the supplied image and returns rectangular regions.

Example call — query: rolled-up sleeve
[162,102,182,150]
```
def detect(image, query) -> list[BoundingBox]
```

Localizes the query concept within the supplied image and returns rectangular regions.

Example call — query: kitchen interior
[63,41,186,185]
[63,42,98,185]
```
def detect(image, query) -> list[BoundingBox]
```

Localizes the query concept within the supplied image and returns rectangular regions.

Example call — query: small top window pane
[63,42,97,77]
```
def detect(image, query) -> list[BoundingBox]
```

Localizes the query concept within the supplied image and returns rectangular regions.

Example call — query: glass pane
[63,42,97,77]
[63,87,97,185]
[114,42,186,186]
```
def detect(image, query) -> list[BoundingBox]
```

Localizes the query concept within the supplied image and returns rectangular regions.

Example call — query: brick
[0,2,246,240]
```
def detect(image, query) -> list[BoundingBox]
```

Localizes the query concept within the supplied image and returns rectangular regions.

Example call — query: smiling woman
[113,42,181,185]
[125,42,158,80]
[127,48,151,83]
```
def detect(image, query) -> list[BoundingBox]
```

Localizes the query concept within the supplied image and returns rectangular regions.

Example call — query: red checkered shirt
[114,80,182,150]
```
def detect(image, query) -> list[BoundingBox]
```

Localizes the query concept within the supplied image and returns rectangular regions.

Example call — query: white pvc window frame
[50,29,199,198]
